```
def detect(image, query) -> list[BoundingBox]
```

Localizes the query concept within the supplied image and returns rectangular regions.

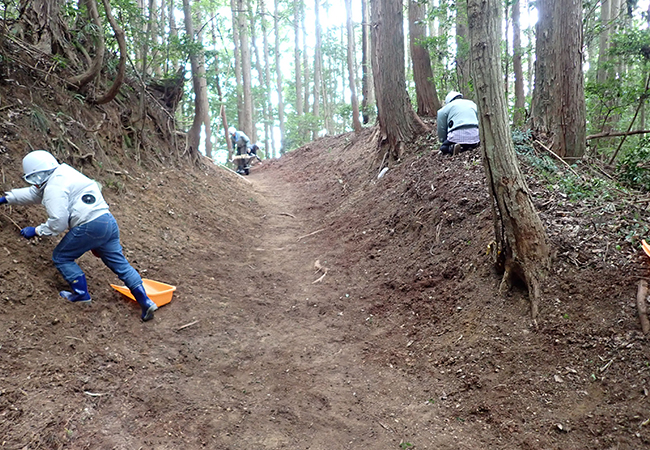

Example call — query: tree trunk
[238,0,254,137]
[250,0,263,143]
[293,0,303,116]
[530,0,586,158]
[166,0,179,74]
[597,0,611,84]
[370,0,429,161]
[94,0,127,105]
[302,9,310,115]
[512,0,525,127]
[345,0,362,132]
[468,0,551,320]
[18,0,72,59]
[181,0,205,162]
[274,0,286,154]
[408,0,441,117]
[312,0,323,139]
[231,0,243,128]
[361,0,375,124]
[209,17,232,157]
[455,0,471,96]
[261,0,273,156]
[67,0,104,90]
[199,18,213,160]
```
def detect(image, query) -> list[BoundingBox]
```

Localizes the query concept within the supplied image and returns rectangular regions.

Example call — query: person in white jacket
[0,150,158,321]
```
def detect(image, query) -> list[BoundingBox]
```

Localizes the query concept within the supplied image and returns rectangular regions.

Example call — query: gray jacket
[437,98,479,142]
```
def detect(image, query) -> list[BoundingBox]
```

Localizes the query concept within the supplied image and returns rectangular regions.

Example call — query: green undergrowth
[513,130,650,247]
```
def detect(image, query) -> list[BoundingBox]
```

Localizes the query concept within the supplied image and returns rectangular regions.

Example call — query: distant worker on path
[228,126,254,175]
[437,91,480,155]
[228,126,250,156]
[0,150,158,321]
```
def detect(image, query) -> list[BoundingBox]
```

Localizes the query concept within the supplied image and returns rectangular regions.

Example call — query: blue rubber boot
[60,274,92,304]
[131,284,158,321]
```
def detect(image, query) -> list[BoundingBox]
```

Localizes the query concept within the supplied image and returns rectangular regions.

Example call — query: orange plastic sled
[642,240,650,258]
[110,278,176,307]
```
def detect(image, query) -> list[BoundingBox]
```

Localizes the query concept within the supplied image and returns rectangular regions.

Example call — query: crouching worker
[0,150,158,321]
[437,91,480,155]
[228,126,252,174]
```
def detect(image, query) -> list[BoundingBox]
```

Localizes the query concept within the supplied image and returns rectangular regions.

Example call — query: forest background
[5,0,650,180]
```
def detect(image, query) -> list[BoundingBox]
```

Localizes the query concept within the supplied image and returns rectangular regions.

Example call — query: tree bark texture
[361,0,375,124]
[18,0,70,57]
[274,0,286,153]
[597,0,611,84]
[312,0,323,139]
[408,0,441,117]
[455,0,472,97]
[345,0,362,132]
[370,0,429,161]
[530,0,586,158]
[182,0,205,162]
[293,0,304,116]
[67,0,104,90]
[231,0,244,129]
[94,0,127,105]
[512,0,525,127]
[260,0,274,155]
[468,0,551,319]
[238,0,254,137]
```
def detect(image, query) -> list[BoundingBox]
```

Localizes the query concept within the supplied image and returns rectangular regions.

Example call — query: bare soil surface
[2,44,650,450]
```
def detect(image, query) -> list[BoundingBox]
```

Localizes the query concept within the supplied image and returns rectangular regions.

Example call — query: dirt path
[181,168,485,450]
[0,155,504,450]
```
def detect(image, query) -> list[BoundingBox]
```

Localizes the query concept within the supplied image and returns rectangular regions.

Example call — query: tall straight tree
[274,0,286,154]
[302,10,310,114]
[370,0,429,160]
[293,0,304,116]
[231,0,243,129]
[260,0,274,155]
[361,0,374,124]
[511,0,525,127]
[181,0,208,161]
[468,0,551,319]
[531,0,586,158]
[597,0,611,84]
[250,1,264,143]
[455,0,471,96]
[408,0,441,116]
[312,0,323,138]
[237,0,254,136]
[345,0,362,132]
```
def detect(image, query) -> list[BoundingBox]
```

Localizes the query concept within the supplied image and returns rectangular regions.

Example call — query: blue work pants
[52,213,143,291]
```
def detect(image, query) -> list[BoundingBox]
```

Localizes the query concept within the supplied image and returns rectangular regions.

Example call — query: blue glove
[20,227,37,239]
[0,196,6,205]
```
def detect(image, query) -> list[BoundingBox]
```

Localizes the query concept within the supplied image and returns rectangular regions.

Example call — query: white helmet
[445,91,463,104]
[22,150,59,186]
[228,126,236,135]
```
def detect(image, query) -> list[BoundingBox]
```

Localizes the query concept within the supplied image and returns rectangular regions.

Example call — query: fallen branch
[637,280,650,334]
[211,161,252,183]
[278,212,296,218]
[534,140,583,180]
[83,391,107,397]
[177,320,200,331]
[1,212,22,230]
[298,229,324,241]
[586,129,650,140]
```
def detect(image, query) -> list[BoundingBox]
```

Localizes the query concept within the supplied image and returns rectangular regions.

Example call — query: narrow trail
[200,169,481,449]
